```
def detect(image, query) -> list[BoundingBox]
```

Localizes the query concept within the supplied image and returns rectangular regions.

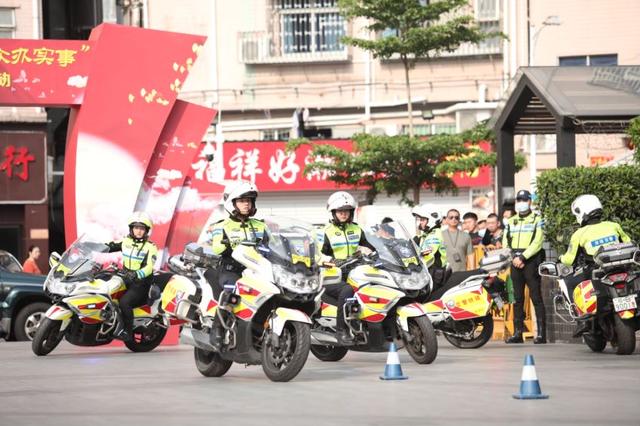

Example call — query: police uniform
[502,210,545,339]
[209,217,267,297]
[416,227,448,288]
[560,221,631,300]
[321,222,375,331]
[108,236,158,335]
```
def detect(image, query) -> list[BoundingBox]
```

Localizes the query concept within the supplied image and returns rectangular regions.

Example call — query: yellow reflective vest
[417,228,447,267]
[559,221,631,266]
[322,223,364,260]
[109,237,158,280]
[502,212,544,260]
[210,217,267,255]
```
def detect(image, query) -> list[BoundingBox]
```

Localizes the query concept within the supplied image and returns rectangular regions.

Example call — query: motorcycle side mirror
[49,252,61,268]
[538,262,559,278]
[633,250,640,266]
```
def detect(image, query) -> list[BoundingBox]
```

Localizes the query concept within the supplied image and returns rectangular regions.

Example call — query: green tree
[288,126,496,206]
[339,0,501,137]
[626,116,640,164]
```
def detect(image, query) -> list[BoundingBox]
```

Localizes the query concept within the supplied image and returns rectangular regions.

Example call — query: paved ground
[0,339,639,426]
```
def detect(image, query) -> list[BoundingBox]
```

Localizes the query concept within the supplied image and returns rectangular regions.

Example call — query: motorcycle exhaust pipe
[310,330,338,346]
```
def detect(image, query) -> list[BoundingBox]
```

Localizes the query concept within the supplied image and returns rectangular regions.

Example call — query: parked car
[0,250,50,341]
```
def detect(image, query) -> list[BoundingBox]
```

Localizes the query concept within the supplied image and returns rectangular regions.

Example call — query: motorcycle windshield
[55,234,111,279]
[261,216,320,273]
[362,220,424,273]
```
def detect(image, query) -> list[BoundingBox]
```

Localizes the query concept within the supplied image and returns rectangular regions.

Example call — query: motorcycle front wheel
[125,323,167,353]
[443,315,494,349]
[194,348,233,377]
[310,344,348,362]
[583,332,607,352]
[403,316,438,364]
[262,321,310,382]
[32,318,64,356]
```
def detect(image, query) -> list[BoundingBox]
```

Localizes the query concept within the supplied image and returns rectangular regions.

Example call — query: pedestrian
[462,212,483,246]
[502,190,546,344]
[442,209,474,272]
[22,245,42,274]
[502,207,516,228]
[481,213,503,248]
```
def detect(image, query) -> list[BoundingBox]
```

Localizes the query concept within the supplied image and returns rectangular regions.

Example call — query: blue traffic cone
[379,343,408,380]
[513,354,549,399]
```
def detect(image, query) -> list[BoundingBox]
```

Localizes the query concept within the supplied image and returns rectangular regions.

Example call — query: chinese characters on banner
[0,132,46,203]
[0,40,92,105]
[189,139,491,191]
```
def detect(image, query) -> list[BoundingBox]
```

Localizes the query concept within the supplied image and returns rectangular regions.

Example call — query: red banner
[217,139,492,191]
[0,40,92,106]
[0,132,47,203]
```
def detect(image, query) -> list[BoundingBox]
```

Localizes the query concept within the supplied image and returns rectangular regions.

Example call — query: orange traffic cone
[513,354,549,399]
[379,343,408,380]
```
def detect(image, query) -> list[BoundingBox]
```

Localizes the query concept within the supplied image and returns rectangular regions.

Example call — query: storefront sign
[0,132,47,203]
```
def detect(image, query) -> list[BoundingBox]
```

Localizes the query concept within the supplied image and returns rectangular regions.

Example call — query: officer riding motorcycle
[411,204,448,290]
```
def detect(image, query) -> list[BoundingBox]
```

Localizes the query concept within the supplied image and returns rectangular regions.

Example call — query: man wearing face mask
[502,190,546,344]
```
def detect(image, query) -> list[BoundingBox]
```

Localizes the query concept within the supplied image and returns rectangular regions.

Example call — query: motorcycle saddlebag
[161,274,202,322]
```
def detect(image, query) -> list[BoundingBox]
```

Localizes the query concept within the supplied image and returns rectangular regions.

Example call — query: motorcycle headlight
[390,270,428,291]
[45,277,75,295]
[273,264,320,294]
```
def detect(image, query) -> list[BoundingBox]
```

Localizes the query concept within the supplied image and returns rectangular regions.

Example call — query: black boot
[506,319,524,344]
[505,329,524,344]
[533,318,547,344]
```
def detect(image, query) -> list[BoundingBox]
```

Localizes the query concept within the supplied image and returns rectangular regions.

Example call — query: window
[402,123,457,136]
[0,8,16,39]
[559,54,617,67]
[276,0,345,54]
[262,128,291,141]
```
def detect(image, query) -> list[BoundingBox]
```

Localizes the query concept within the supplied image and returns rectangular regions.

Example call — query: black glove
[123,270,138,282]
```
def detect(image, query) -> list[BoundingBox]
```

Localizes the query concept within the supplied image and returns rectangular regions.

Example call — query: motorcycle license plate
[613,295,637,312]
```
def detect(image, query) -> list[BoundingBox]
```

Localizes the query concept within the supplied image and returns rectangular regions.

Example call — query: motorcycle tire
[443,315,494,349]
[310,344,348,362]
[613,315,636,355]
[262,321,310,382]
[403,316,438,364]
[583,333,606,353]
[125,324,167,353]
[32,318,64,356]
[194,348,233,377]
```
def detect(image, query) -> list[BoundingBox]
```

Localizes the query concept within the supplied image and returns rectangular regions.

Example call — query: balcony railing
[239,31,349,64]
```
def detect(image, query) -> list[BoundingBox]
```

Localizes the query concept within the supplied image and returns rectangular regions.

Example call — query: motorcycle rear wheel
[31,318,64,356]
[125,323,167,353]
[443,315,494,349]
[403,316,438,364]
[262,321,310,382]
[310,344,348,362]
[613,315,636,355]
[583,333,607,352]
[194,348,233,377]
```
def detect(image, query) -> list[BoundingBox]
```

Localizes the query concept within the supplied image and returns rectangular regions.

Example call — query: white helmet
[223,180,258,217]
[327,191,357,212]
[412,204,442,224]
[127,211,153,241]
[571,194,603,226]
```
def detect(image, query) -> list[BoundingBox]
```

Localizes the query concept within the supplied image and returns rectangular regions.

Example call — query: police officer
[321,191,375,345]
[411,204,448,288]
[502,190,546,344]
[108,212,158,342]
[209,181,267,297]
[559,194,631,334]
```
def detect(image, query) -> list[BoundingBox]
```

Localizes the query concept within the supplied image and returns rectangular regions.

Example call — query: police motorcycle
[32,234,168,356]
[539,242,640,355]
[310,219,438,364]
[422,249,511,349]
[163,216,322,382]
